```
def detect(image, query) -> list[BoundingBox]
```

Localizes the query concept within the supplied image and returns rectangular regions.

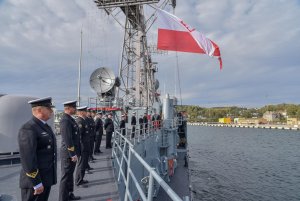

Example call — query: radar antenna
[90,67,120,105]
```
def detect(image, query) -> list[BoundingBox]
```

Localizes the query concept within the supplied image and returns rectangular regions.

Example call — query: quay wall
[188,122,300,131]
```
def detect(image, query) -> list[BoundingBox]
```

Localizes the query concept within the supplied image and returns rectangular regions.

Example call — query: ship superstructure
[88,0,190,200]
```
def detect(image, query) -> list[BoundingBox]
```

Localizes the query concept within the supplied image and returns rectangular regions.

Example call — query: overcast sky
[1,0,300,109]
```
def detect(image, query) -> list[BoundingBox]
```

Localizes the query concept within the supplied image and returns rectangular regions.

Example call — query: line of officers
[18,97,114,201]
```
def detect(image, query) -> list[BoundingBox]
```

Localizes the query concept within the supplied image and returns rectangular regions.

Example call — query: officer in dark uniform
[120,114,126,136]
[90,110,97,154]
[18,97,57,201]
[104,113,114,148]
[58,100,81,201]
[139,115,143,135]
[86,108,96,162]
[75,106,90,187]
[131,112,136,138]
[143,113,148,133]
[94,112,103,154]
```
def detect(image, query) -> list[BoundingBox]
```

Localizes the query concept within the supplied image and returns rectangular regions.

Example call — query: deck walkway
[0,135,120,201]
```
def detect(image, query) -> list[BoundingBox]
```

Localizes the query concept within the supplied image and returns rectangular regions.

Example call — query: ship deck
[0,135,120,201]
[155,149,190,201]
[1,135,191,201]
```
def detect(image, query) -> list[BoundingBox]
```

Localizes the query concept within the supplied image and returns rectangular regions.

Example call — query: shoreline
[188,122,300,131]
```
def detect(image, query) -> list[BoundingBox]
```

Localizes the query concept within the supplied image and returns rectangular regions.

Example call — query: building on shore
[287,118,298,126]
[219,117,232,124]
[235,118,267,125]
[263,111,280,122]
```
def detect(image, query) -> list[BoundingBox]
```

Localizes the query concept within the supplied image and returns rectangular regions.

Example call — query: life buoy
[168,159,174,176]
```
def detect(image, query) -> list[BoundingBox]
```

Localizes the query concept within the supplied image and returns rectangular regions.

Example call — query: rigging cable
[172,7,182,106]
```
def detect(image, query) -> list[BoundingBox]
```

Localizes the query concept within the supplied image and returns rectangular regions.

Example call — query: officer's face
[70,107,76,115]
[42,106,53,120]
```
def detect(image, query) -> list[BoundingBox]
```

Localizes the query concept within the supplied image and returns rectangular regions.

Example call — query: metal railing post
[147,173,154,201]
[112,124,183,201]
[124,147,132,201]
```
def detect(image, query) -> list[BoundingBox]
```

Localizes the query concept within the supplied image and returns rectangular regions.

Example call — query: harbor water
[188,126,300,201]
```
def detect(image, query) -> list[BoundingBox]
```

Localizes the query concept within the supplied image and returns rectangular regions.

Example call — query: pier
[188,123,300,131]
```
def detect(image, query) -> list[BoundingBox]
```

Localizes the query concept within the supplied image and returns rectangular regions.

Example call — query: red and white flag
[156,9,222,69]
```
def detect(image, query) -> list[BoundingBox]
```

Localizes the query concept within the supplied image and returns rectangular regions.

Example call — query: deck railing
[111,121,183,201]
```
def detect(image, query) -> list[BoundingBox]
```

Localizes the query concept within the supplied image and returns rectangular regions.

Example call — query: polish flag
[156,9,222,69]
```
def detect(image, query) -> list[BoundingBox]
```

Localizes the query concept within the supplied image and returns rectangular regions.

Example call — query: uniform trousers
[140,125,143,135]
[89,135,95,159]
[21,186,51,201]
[59,150,76,201]
[75,152,89,185]
[131,126,136,138]
[106,131,113,148]
[94,132,103,153]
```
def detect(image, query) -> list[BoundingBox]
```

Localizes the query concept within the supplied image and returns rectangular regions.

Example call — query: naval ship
[0,1,191,200]
[87,0,191,200]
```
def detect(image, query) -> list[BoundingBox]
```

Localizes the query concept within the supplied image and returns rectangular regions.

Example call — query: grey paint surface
[0,95,35,153]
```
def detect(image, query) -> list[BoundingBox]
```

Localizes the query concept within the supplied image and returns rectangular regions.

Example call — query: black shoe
[77,184,88,188]
[77,180,88,185]
[69,193,81,200]
[76,180,88,187]
[87,167,94,170]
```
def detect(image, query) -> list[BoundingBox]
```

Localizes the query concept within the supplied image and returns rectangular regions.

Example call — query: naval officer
[104,113,114,148]
[131,112,136,138]
[75,106,90,187]
[18,97,57,201]
[94,112,104,154]
[58,100,81,201]
[86,108,96,162]
[120,114,126,136]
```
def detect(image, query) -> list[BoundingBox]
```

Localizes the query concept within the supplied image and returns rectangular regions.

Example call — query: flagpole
[172,6,183,106]
[77,29,83,107]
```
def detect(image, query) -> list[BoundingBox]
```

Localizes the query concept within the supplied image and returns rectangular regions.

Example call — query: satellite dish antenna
[90,67,116,94]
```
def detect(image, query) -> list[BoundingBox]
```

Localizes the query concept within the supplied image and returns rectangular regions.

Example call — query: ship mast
[94,0,168,108]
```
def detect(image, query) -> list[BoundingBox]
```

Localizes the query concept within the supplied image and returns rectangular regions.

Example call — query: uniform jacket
[60,113,80,157]
[75,117,90,153]
[143,116,148,123]
[95,117,103,135]
[86,117,95,137]
[104,118,114,133]
[131,116,136,126]
[18,116,57,188]
[139,117,143,124]
[120,120,126,129]
[120,119,126,135]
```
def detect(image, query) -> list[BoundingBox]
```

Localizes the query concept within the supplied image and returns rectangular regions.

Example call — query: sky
[1,0,300,109]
